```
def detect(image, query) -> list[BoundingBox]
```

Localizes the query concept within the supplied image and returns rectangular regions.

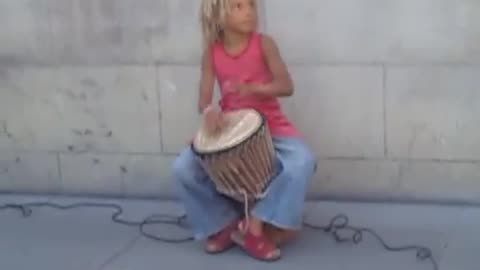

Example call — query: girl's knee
[293,145,317,174]
[276,138,317,175]
[172,148,200,184]
[280,145,317,186]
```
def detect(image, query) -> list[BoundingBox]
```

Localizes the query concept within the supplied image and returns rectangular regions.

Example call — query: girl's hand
[203,105,226,135]
[236,83,271,100]
[235,83,263,96]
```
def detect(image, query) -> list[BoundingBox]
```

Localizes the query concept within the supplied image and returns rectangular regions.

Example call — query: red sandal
[231,229,282,261]
[205,220,239,254]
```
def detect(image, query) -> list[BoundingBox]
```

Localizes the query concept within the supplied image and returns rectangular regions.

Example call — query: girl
[173,0,317,261]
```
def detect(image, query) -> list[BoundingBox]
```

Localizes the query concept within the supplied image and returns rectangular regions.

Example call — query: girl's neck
[223,30,253,49]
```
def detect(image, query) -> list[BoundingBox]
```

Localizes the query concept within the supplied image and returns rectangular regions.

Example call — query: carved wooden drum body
[191,109,276,202]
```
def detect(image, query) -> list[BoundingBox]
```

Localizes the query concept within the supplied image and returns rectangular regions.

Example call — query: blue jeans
[173,137,317,240]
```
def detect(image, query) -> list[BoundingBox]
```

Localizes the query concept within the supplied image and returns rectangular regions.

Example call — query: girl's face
[225,0,258,34]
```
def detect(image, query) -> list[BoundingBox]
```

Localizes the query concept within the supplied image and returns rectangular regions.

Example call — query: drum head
[192,109,263,154]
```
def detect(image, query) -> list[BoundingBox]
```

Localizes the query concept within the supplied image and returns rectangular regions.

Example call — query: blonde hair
[200,0,231,48]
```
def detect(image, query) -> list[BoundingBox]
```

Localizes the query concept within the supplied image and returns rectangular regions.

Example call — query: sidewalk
[0,194,477,270]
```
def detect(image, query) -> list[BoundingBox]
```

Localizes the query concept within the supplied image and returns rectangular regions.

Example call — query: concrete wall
[1,0,479,203]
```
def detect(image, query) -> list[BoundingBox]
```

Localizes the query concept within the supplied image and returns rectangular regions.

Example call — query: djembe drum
[191,108,276,203]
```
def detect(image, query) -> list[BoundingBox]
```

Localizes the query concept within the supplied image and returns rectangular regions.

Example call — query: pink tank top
[211,32,300,137]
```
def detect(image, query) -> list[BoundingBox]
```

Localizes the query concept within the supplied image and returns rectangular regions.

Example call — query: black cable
[303,214,438,270]
[0,201,193,243]
[0,202,438,269]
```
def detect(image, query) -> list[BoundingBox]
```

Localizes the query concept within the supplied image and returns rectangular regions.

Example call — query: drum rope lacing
[238,188,267,233]
[241,190,250,232]
[0,200,438,270]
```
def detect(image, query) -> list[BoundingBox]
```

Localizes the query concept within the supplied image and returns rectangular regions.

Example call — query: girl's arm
[238,35,294,98]
[198,48,216,113]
